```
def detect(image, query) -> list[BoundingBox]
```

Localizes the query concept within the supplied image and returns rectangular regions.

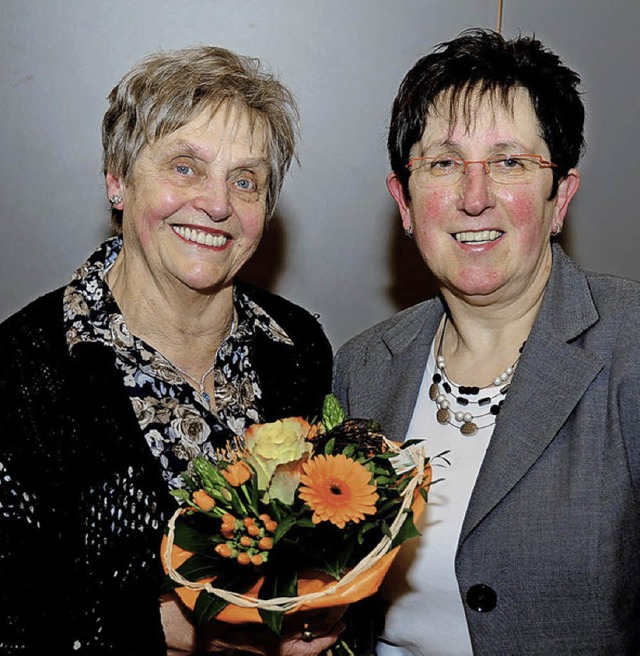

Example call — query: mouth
[172,225,230,248]
[453,229,503,245]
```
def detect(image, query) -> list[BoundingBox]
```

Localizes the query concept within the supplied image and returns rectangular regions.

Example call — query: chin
[448,270,502,296]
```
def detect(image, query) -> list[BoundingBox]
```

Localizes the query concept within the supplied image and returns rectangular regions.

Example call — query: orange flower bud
[264,521,278,533]
[237,553,251,566]
[306,423,324,441]
[215,543,233,558]
[251,554,264,566]
[247,524,260,537]
[258,537,273,551]
[221,513,236,524]
[243,517,256,527]
[221,461,253,487]
[192,489,216,512]
[239,536,253,547]
[258,513,272,523]
[221,525,236,539]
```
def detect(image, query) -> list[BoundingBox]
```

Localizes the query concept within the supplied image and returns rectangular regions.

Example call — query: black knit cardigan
[0,280,332,655]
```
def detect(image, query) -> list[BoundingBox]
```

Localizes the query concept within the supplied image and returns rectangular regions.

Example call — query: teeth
[172,225,229,247]
[454,230,503,244]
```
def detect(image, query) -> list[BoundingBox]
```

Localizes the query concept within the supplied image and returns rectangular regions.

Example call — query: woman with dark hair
[0,46,339,655]
[334,29,640,655]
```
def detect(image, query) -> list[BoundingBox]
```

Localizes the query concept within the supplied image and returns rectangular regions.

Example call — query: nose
[193,178,232,222]
[457,162,495,216]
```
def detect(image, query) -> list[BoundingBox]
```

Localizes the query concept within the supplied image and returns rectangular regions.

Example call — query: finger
[279,620,346,656]
[283,604,349,637]
[280,632,344,656]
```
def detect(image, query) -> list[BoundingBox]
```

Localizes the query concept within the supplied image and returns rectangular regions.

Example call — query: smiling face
[106,104,269,298]
[388,88,579,310]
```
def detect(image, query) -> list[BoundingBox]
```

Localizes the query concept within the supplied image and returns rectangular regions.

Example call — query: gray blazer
[334,246,640,655]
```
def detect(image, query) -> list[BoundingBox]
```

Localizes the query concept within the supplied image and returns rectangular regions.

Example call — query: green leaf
[170,488,192,504]
[170,517,215,553]
[180,472,198,490]
[194,589,230,626]
[192,566,262,627]
[391,510,422,549]
[159,575,180,594]
[341,444,356,458]
[258,608,285,636]
[294,517,316,529]
[315,537,353,579]
[381,521,392,539]
[402,438,426,449]
[323,436,336,455]
[272,512,298,544]
[257,567,298,635]
[175,553,224,581]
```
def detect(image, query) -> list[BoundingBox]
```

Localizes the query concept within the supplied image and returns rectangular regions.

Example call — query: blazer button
[466,584,497,612]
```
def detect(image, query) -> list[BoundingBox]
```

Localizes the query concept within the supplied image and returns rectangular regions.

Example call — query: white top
[376,339,499,656]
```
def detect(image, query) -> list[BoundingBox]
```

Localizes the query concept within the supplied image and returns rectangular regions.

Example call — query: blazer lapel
[460,248,603,543]
[365,299,445,441]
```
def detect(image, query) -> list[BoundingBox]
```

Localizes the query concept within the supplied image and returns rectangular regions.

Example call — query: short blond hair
[102,46,299,229]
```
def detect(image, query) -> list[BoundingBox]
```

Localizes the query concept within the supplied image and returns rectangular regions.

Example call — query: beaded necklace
[429,317,524,436]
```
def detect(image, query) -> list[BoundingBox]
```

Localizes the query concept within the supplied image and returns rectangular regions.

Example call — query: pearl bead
[432,318,524,434]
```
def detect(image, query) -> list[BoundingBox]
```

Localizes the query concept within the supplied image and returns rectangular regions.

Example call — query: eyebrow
[418,139,532,157]
[161,141,270,169]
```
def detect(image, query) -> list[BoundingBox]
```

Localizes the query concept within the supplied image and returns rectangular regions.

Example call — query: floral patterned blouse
[63,237,293,489]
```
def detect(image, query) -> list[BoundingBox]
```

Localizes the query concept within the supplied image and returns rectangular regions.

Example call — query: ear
[551,169,580,232]
[105,172,125,210]
[387,172,414,233]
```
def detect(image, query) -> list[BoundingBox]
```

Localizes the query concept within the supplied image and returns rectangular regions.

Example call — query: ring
[301,623,314,642]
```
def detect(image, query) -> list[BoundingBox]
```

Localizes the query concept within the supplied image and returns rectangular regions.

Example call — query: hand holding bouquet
[162,395,432,649]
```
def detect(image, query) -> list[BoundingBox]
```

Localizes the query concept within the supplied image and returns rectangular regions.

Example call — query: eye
[175,163,194,176]
[494,156,526,169]
[170,156,198,177]
[428,157,462,176]
[234,177,256,191]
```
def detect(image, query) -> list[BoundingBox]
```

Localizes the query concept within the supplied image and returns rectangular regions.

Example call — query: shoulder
[581,267,640,350]
[584,268,640,310]
[236,281,333,420]
[335,297,441,366]
[0,288,67,359]
[236,279,331,352]
[550,246,640,323]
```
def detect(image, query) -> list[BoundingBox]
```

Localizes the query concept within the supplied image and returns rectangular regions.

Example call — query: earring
[551,224,562,237]
[404,227,414,239]
[109,194,123,206]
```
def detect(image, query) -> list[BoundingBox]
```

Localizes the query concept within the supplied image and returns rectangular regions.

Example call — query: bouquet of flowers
[161,394,432,649]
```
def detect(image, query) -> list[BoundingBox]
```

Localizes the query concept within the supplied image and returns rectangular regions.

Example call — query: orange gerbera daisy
[298,454,379,529]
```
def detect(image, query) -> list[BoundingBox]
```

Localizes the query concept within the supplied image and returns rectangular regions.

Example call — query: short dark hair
[388,28,585,197]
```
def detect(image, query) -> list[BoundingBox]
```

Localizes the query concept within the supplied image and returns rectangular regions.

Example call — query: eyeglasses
[406,154,557,186]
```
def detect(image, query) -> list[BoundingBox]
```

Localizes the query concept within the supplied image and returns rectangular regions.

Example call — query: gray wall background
[1,0,638,350]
